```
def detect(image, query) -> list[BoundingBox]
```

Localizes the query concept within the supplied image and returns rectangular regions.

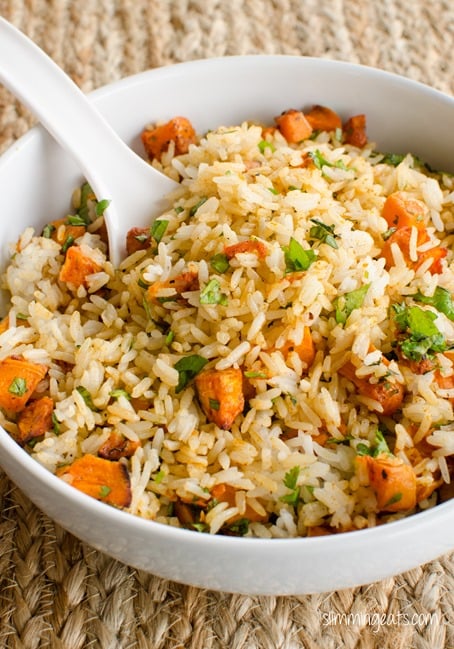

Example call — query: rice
[1,110,454,538]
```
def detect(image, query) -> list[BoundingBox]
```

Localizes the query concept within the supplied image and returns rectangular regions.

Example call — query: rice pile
[1,115,454,538]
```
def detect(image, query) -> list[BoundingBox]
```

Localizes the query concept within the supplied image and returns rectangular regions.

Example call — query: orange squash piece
[224,240,268,259]
[343,114,367,147]
[141,116,196,161]
[45,218,86,245]
[16,396,54,445]
[57,454,132,508]
[382,192,427,230]
[279,326,316,369]
[274,109,313,143]
[339,357,404,416]
[357,453,417,512]
[58,245,102,288]
[0,356,48,413]
[195,367,244,430]
[147,270,199,304]
[211,483,267,523]
[98,432,140,461]
[381,226,447,275]
[305,105,342,132]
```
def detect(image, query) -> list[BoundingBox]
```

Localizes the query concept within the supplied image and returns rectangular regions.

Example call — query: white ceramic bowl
[1,56,454,595]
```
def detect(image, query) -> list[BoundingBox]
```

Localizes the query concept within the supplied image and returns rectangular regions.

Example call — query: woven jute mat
[1,1,454,647]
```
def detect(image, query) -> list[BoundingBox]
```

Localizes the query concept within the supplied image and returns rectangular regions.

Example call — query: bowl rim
[0,53,453,558]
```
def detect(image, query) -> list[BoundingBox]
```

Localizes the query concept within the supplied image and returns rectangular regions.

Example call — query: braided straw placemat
[1,1,454,647]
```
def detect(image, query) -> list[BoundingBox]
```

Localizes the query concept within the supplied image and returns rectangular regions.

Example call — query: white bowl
[1,56,454,595]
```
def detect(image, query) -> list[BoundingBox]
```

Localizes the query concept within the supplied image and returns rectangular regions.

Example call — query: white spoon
[0,17,179,267]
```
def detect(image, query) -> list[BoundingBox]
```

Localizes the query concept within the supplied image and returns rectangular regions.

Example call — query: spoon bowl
[0,17,178,267]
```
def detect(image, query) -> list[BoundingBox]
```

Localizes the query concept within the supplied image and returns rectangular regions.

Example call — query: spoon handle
[0,18,177,266]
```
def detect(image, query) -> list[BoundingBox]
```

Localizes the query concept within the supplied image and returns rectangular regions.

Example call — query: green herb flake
[189,197,208,217]
[95,199,111,217]
[382,227,397,241]
[52,412,60,434]
[244,370,267,379]
[77,182,94,225]
[226,518,250,536]
[8,377,27,396]
[174,354,209,393]
[209,398,220,411]
[165,330,174,345]
[61,235,75,253]
[334,283,371,325]
[42,224,56,239]
[268,187,279,195]
[154,470,166,484]
[309,218,338,249]
[66,215,87,226]
[380,152,406,167]
[134,233,149,243]
[16,313,29,321]
[76,385,99,412]
[356,442,372,456]
[258,140,276,154]
[137,277,150,289]
[110,389,131,400]
[151,219,169,244]
[385,492,403,507]
[392,303,446,361]
[142,297,153,321]
[200,278,228,306]
[309,149,348,172]
[283,238,317,273]
[175,206,184,214]
[280,466,301,506]
[414,287,454,321]
[99,485,112,499]
[210,253,230,274]
[191,522,209,533]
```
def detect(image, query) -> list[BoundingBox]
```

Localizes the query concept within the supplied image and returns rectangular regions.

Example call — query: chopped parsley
[66,215,87,226]
[153,470,166,484]
[258,140,276,154]
[76,386,99,411]
[52,412,60,434]
[110,389,131,400]
[392,303,446,361]
[151,219,169,244]
[244,370,267,379]
[209,398,220,411]
[77,182,94,225]
[333,283,370,325]
[309,219,338,249]
[210,253,230,274]
[280,466,301,506]
[225,518,250,536]
[42,224,56,239]
[384,492,402,507]
[174,354,209,393]
[380,152,406,167]
[99,485,112,499]
[95,199,111,217]
[309,149,348,172]
[200,278,228,306]
[283,238,317,273]
[61,235,75,253]
[189,197,208,217]
[165,330,174,345]
[8,377,27,396]
[413,287,454,321]
[356,430,391,457]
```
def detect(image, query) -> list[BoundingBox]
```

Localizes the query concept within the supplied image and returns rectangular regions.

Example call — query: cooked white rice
[1,112,454,538]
